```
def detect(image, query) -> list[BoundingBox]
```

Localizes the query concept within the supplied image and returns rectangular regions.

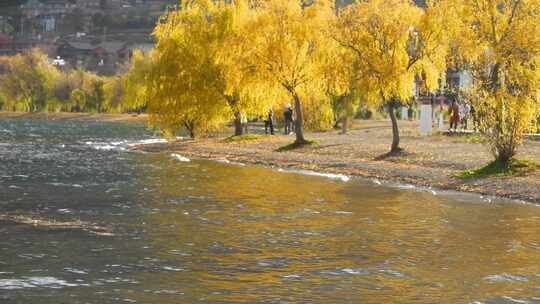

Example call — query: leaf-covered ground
[137,120,540,204]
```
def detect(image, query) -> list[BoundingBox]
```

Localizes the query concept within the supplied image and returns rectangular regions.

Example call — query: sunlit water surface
[1,118,540,304]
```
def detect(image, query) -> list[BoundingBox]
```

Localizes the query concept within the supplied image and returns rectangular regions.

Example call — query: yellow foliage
[332,0,448,151]
[444,0,540,161]
[103,75,126,113]
[0,49,59,112]
[245,0,334,142]
[122,49,151,113]
[143,0,274,137]
[334,0,436,105]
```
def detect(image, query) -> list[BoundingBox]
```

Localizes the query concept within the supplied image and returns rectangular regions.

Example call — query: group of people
[448,98,476,132]
[428,93,477,132]
[264,104,295,135]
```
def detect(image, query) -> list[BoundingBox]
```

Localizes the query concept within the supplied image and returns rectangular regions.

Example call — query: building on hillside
[55,39,130,75]
[0,34,55,56]
[0,33,14,55]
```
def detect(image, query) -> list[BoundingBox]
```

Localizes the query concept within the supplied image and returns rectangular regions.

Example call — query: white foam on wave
[162,266,185,272]
[322,268,370,276]
[127,138,168,147]
[48,182,84,188]
[213,158,247,167]
[500,296,531,304]
[483,273,529,283]
[171,153,190,162]
[294,170,350,182]
[63,268,88,275]
[232,164,349,182]
[85,138,168,152]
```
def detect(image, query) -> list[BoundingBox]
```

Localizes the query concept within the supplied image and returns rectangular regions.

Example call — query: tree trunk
[341,116,349,134]
[185,121,196,139]
[233,111,243,137]
[293,93,307,144]
[387,102,401,153]
[496,152,512,165]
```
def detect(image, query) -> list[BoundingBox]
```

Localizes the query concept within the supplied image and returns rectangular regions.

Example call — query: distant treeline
[0,49,141,114]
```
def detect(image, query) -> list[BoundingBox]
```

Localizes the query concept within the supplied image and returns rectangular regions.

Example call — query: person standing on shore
[283,104,293,135]
[470,104,479,132]
[437,93,445,130]
[459,101,471,130]
[264,109,274,135]
[240,112,248,134]
[448,99,460,131]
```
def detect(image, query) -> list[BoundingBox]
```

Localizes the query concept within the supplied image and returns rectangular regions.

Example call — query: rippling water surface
[1,118,540,303]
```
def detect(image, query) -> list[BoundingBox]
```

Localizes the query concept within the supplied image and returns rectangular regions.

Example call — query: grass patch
[433,131,485,144]
[457,159,540,179]
[276,140,317,152]
[458,133,484,144]
[223,134,261,143]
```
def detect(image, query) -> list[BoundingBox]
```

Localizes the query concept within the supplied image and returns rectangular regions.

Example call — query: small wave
[379,269,406,278]
[498,296,531,304]
[63,268,88,275]
[169,250,192,257]
[397,184,416,190]
[152,289,185,295]
[0,277,79,290]
[284,169,350,182]
[215,158,231,164]
[212,158,246,167]
[85,138,167,152]
[171,153,190,162]
[282,274,302,280]
[127,138,168,147]
[0,214,114,236]
[334,211,353,215]
[162,266,185,272]
[484,273,529,283]
[48,183,83,188]
[322,268,370,276]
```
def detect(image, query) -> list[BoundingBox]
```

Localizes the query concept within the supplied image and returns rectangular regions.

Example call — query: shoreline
[134,120,540,204]
[138,144,538,204]
[3,113,537,204]
[173,152,522,205]
[0,111,148,124]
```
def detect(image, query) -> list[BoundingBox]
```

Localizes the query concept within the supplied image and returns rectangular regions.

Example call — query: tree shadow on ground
[373,148,410,161]
[276,140,317,152]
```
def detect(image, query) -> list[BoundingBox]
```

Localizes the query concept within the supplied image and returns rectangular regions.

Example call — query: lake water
[1,118,540,304]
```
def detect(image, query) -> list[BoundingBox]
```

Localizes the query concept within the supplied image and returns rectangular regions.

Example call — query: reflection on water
[1,118,540,303]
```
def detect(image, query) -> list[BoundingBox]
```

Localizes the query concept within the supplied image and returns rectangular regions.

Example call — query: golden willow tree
[321,2,362,134]
[121,49,153,113]
[332,0,448,154]
[245,0,333,144]
[0,49,58,112]
[142,0,270,138]
[146,0,232,138]
[214,0,274,136]
[443,0,540,164]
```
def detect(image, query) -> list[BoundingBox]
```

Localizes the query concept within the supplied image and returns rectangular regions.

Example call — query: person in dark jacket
[283,104,293,135]
[264,109,274,135]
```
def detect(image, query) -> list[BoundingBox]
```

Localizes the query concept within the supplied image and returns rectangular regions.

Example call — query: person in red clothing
[448,99,460,131]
